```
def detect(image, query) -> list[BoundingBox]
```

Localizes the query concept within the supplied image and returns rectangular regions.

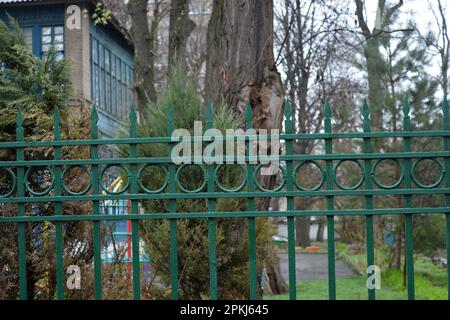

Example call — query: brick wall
[64,3,91,102]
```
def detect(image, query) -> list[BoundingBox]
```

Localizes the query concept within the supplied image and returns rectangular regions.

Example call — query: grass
[383,269,447,300]
[333,242,448,300]
[264,275,407,300]
[265,243,448,300]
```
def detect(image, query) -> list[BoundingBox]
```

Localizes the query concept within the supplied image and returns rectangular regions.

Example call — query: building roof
[0,0,44,3]
[0,0,133,46]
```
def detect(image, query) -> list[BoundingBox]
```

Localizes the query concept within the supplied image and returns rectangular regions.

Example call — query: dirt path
[277,253,357,281]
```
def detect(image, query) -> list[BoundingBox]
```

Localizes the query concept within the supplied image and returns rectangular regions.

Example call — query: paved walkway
[277,253,356,281]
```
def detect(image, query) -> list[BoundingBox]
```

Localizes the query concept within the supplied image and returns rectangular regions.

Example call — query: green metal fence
[1,97,450,300]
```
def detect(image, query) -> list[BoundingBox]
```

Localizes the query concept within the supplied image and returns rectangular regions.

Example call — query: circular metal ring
[100,164,131,195]
[411,158,445,189]
[334,160,364,190]
[138,164,169,194]
[175,164,206,193]
[214,164,247,192]
[25,166,54,196]
[371,159,404,189]
[254,164,286,192]
[62,165,92,195]
[0,167,17,198]
[294,160,325,191]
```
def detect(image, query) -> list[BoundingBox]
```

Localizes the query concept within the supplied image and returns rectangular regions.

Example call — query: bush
[120,66,274,299]
[0,16,96,299]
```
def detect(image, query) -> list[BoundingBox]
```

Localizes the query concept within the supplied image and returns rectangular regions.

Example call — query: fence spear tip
[402,97,410,117]
[16,108,23,126]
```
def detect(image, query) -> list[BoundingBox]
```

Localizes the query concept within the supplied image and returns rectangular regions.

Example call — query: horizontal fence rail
[0,98,450,300]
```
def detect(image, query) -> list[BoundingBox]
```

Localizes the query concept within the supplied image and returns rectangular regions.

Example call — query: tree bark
[128,0,158,121]
[205,0,284,131]
[316,219,325,242]
[204,0,287,295]
[296,217,311,247]
[168,0,196,72]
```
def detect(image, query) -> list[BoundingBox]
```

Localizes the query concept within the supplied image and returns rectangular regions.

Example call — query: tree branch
[355,0,370,38]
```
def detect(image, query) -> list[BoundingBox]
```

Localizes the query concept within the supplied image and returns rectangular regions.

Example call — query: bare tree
[275,0,361,246]
[168,0,196,72]
[128,0,162,121]
[422,0,449,97]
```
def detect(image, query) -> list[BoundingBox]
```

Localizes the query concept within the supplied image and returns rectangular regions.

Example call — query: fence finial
[129,105,137,123]
[362,99,370,131]
[167,103,174,135]
[362,99,369,119]
[284,101,293,134]
[53,107,61,139]
[245,101,253,129]
[53,107,61,126]
[402,96,410,117]
[16,108,24,140]
[90,105,98,139]
[129,105,137,137]
[284,100,292,119]
[324,97,331,119]
[324,98,331,133]
[443,96,449,119]
[403,97,410,131]
[206,100,213,129]
[16,108,23,128]
[442,97,449,131]
[91,105,98,126]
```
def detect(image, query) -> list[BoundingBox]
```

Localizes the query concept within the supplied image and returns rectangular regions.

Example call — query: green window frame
[41,25,64,58]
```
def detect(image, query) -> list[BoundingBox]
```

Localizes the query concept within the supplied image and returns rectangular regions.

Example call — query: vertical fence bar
[16,109,27,300]
[402,98,415,300]
[206,102,218,300]
[53,108,64,300]
[284,102,297,300]
[167,104,179,300]
[324,99,336,300]
[442,97,450,300]
[245,103,257,300]
[362,101,375,300]
[90,106,102,300]
[129,106,141,300]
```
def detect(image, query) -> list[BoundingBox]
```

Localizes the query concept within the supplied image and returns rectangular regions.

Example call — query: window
[105,48,111,113]
[99,44,104,109]
[90,36,134,122]
[41,26,64,58]
[22,28,33,49]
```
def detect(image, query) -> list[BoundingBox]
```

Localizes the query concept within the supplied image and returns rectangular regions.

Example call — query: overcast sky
[365,0,446,31]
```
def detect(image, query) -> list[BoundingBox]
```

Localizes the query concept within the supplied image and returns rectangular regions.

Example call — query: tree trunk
[168,0,196,72]
[205,0,284,131]
[394,216,403,269]
[296,217,311,247]
[128,0,158,121]
[355,0,403,133]
[205,0,287,295]
[364,37,386,131]
[316,219,325,242]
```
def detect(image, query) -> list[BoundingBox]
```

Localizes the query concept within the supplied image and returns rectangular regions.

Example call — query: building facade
[0,0,134,139]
